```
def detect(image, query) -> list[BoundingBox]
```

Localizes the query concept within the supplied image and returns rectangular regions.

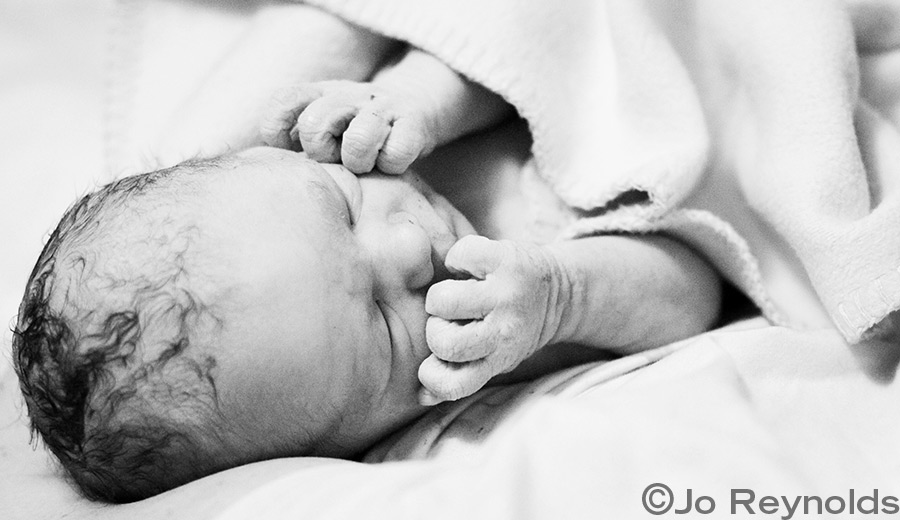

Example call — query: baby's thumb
[444,235,504,280]
[417,355,493,405]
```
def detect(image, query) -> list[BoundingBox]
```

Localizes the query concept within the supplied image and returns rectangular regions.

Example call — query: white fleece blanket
[302,0,900,345]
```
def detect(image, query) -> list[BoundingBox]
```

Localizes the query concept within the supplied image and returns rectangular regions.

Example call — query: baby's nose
[376,212,435,291]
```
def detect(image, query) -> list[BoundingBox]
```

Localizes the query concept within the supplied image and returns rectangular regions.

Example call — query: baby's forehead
[57,152,346,306]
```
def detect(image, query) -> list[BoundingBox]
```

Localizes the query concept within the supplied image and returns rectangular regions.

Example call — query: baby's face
[187,147,474,458]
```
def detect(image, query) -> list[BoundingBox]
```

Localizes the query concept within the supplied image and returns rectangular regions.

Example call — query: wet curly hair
[12,160,238,502]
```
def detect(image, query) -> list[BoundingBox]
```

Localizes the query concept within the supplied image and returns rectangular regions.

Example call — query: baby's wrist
[539,245,578,347]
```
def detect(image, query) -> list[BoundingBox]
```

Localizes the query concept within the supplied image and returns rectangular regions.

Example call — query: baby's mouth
[427,205,466,286]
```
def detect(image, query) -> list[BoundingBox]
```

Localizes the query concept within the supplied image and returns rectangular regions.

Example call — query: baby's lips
[429,217,478,283]
[425,199,464,283]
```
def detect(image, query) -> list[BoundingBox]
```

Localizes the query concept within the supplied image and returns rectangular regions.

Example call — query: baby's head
[12,147,473,502]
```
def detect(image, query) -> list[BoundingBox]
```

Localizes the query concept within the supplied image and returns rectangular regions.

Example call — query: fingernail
[418,389,443,406]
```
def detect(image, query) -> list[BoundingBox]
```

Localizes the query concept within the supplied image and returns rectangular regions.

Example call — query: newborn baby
[13,147,721,502]
[13,4,723,504]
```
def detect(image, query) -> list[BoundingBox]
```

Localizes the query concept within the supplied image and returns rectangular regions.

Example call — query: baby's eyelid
[344,196,356,226]
[348,184,362,225]
[338,185,357,226]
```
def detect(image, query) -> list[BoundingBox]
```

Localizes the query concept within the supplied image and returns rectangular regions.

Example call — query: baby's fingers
[341,110,391,173]
[426,316,495,363]
[295,96,359,163]
[260,85,322,149]
[426,279,495,320]
[444,235,505,280]
[418,355,495,405]
[375,117,429,175]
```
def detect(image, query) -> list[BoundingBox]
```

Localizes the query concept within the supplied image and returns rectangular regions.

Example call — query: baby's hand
[260,81,437,174]
[418,235,567,405]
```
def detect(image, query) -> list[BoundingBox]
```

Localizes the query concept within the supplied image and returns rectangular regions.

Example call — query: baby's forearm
[371,48,513,147]
[419,233,722,402]
[545,235,722,354]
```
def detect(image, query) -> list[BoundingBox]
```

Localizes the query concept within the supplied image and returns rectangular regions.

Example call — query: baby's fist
[418,236,567,404]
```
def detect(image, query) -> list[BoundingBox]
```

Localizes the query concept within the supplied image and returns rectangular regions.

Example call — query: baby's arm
[261,47,513,174]
[419,234,722,403]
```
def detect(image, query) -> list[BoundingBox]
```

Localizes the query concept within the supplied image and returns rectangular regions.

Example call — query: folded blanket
[303,0,900,344]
